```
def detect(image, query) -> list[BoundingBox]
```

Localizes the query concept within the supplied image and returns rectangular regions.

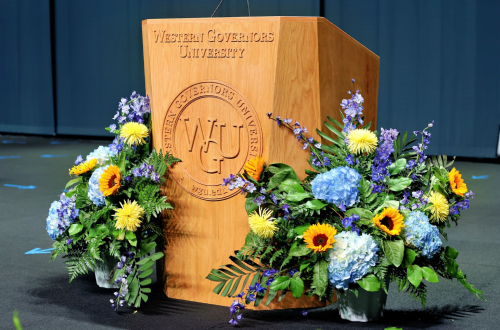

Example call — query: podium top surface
[143,16,331,25]
[142,16,378,58]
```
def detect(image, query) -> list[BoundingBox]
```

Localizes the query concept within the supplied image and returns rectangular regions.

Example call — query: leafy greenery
[49,94,180,311]
[206,86,484,313]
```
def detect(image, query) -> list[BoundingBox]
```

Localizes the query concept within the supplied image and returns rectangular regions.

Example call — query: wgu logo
[163,81,262,201]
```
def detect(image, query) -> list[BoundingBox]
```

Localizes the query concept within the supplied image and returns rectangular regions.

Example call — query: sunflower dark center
[108,174,117,187]
[313,234,328,247]
[380,216,394,230]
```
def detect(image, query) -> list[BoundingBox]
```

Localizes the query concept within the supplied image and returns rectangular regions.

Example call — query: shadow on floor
[25,273,484,330]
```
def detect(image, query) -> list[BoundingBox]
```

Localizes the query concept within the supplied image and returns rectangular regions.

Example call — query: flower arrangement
[207,81,484,324]
[47,92,179,310]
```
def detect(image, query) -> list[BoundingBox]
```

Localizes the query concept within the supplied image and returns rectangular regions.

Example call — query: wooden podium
[142,17,379,309]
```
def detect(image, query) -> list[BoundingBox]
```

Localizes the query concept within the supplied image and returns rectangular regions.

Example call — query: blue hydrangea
[327,231,379,290]
[86,146,117,166]
[88,166,108,206]
[404,211,442,258]
[46,201,61,239]
[46,194,79,240]
[311,166,362,209]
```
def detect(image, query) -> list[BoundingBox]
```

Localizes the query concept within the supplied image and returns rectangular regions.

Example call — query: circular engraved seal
[162,80,263,201]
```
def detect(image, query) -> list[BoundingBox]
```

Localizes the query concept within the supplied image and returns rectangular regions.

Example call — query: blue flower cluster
[132,162,160,182]
[112,92,151,125]
[88,166,107,206]
[222,174,256,193]
[400,190,429,211]
[311,166,362,211]
[108,136,124,154]
[86,146,117,166]
[340,83,365,134]
[404,211,442,258]
[342,214,361,235]
[450,191,473,216]
[229,294,246,325]
[263,268,279,286]
[371,128,399,193]
[46,193,79,240]
[327,231,379,290]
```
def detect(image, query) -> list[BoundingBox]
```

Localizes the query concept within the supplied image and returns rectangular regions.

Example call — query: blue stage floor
[0,134,497,329]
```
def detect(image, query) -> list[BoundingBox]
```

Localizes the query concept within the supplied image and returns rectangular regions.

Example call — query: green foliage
[13,311,22,330]
[383,240,405,267]
[49,104,179,311]
[64,249,96,282]
[207,256,265,304]
[357,274,381,292]
[205,105,484,312]
[313,259,329,298]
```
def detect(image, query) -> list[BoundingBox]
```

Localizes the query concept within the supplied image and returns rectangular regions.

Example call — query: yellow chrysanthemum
[347,129,378,154]
[426,191,449,223]
[303,223,337,253]
[373,207,405,236]
[248,207,277,239]
[114,200,144,232]
[99,165,121,196]
[69,158,97,176]
[120,122,148,146]
[449,167,467,197]
[243,156,265,181]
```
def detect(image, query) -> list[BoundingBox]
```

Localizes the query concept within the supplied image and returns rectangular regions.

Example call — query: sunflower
[426,191,449,222]
[449,167,467,197]
[372,207,405,236]
[346,129,378,154]
[114,200,144,232]
[99,165,121,196]
[69,158,97,176]
[243,156,265,181]
[120,122,148,146]
[303,223,337,253]
[248,207,277,239]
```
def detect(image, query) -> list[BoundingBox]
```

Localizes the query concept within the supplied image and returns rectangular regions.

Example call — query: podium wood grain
[142,17,379,309]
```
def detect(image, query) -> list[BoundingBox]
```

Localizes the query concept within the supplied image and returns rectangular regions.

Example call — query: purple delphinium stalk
[340,84,365,134]
[112,274,129,311]
[412,122,433,164]
[229,298,246,325]
[371,128,399,192]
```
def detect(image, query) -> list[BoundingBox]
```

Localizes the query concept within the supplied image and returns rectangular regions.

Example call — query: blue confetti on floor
[472,175,488,179]
[25,248,54,254]
[50,141,79,145]
[4,184,37,189]
[0,156,21,159]
[2,140,26,144]
[40,154,68,158]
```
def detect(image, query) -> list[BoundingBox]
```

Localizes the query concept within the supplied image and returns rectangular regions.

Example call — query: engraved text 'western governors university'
[163,81,263,201]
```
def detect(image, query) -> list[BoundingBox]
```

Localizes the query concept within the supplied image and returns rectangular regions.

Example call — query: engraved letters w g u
[182,117,242,174]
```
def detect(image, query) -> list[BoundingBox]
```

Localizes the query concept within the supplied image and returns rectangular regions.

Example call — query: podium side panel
[318,21,380,141]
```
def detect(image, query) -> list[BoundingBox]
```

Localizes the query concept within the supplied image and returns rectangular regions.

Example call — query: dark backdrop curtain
[325,0,500,158]
[0,0,54,135]
[1,0,499,158]
[53,0,319,137]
